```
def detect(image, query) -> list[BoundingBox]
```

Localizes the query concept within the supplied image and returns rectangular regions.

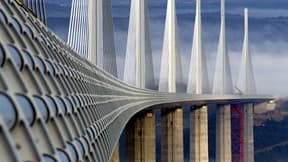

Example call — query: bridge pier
[216,105,232,162]
[126,111,156,162]
[190,105,209,162]
[243,104,254,162]
[231,103,254,162]
[231,105,244,162]
[161,108,183,162]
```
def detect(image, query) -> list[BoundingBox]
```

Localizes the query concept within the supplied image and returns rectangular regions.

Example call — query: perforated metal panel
[0,1,270,162]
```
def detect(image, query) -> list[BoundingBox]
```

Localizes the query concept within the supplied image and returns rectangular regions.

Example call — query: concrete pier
[190,106,209,162]
[161,108,183,162]
[216,105,232,162]
[126,112,156,162]
[243,104,254,162]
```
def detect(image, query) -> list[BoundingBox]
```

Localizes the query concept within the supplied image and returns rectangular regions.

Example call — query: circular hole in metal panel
[55,97,66,114]
[81,136,90,154]
[66,143,78,162]
[0,44,5,66]
[24,25,33,38]
[0,10,7,23]
[91,125,98,137]
[6,45,23,69]
[43,154,57,162]
[69,96,77,108]
[87,127,95,139]
[0,93,17,129]
[15,95,35,125]
[64,98,73,113]
[34,57,45,73]
[56,149,70,162]
[76,96,83,107]
[45,60,55,76]
[73,96,80,108]
[23,51,34,69]
[33,96,49,122]
[45,96,57,116]
[11,18,22,33]
[74,139,84,157]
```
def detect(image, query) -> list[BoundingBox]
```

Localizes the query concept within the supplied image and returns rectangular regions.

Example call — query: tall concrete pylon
[237,9,256,95]
[187,0,209,95]
[159,0,184,162]
[237,9,256,162]
[67,0,118,77]
[187,0,209,161]
[87,1,119,161]
[213,0,233,95]
[22,0,46,24]
[124,1,156,162]
[213,0,233,162]
[124,0,155,89]
[88,0,118,77]
[159,0,185,93]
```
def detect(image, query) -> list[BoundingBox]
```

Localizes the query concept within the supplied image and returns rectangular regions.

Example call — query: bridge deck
[0,1,271,162]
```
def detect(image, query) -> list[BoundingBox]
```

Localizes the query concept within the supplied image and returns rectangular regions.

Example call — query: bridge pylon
[124,0,155,89]
[87,0,118,77]
[67,0,118,77]
[213,0,233,162]
[123,0,156,161]
[237,8,256,162]
[158,0,185,161]
[187,0,210,161]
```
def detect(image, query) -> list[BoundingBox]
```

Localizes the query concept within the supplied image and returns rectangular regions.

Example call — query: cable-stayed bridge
[0,0,272,162]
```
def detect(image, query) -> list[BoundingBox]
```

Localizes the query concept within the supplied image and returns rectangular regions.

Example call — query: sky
[45,0,288,97]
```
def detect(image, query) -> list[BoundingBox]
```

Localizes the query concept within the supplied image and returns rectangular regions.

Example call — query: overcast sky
[45,0,288,97]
